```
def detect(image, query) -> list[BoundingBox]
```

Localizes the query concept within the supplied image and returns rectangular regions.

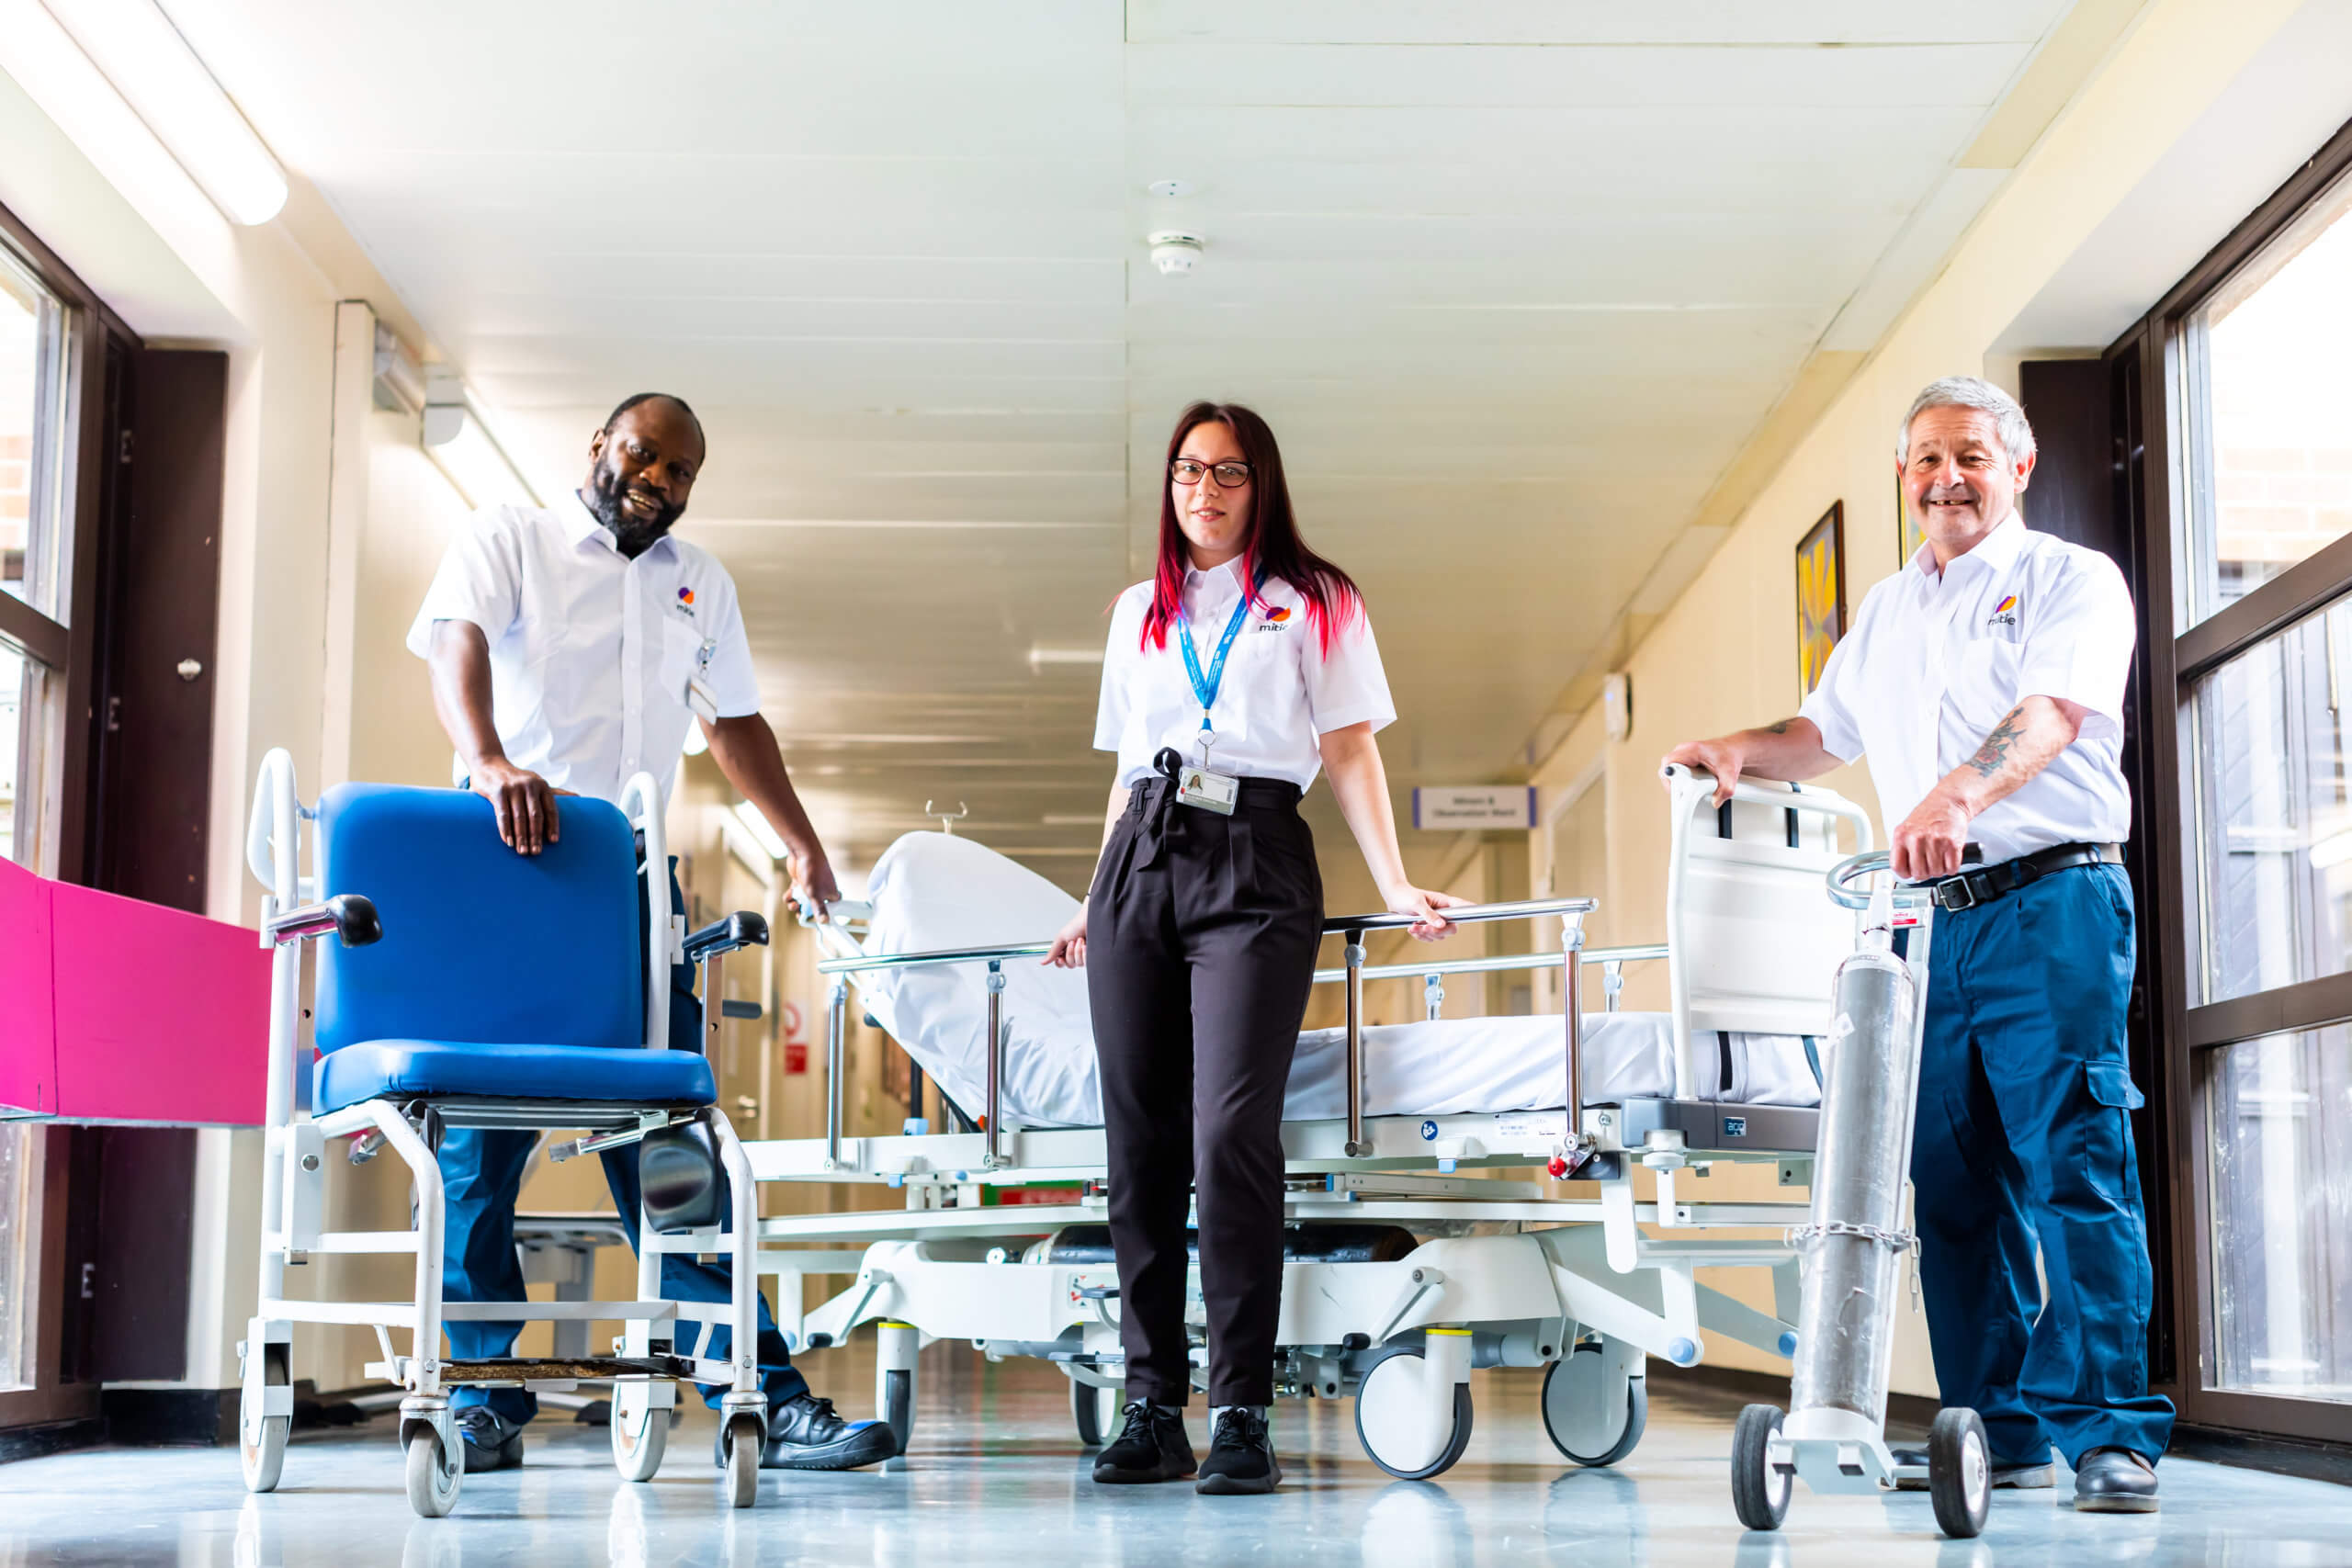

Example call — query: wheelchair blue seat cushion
[315,1040,716,1115]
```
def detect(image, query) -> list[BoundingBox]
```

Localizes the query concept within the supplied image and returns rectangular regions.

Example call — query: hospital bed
[236,751,779,1517]
[741,765,1872,1478]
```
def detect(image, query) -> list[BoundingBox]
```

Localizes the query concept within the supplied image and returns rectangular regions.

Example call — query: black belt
[1921,841,2123,912]
[1126,749,1301,870]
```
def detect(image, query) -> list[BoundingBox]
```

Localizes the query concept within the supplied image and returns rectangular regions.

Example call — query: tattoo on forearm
[1766,718,1794,735]
[1967,706,2027,778]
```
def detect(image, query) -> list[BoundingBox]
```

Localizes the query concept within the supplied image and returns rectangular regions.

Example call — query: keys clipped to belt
[1158,740,1238,816]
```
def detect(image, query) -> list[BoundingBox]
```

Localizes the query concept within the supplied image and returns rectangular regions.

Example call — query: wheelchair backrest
[313,784,644,1054]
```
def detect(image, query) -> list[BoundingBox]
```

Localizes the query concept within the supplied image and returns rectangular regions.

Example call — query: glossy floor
[4,1348,2348,1566]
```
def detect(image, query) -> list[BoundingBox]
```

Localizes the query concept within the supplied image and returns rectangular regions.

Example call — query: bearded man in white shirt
[408,392,892,1476]
[1665,377,2172,1513]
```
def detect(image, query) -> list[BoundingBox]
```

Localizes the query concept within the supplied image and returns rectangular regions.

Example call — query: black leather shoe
[1890,1444,2053,1491]
[455,1406,524,1472]
[2074,1447,2159,1513]
[1195,1407,1281,1495]
[711,1394,897,1472]
[1091,1402,1196,1483]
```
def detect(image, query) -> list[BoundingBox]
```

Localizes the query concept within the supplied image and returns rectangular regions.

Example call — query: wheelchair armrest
[683,909,768,964]
[268,893,381,949]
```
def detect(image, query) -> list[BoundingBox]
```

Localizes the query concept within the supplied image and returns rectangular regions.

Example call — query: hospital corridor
[7,2,2352,1564]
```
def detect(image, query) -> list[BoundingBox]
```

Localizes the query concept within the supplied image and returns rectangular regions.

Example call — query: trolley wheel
[1541,1344,1647,1467]
[239,1341,290,1494]
[1928,1407,1992,1540]
[1730,1404,1791,1532]
[1353,1346,1474,1481]
[720,1411,763,1509]
[610,1385,668,1482]
[404,1426,462,1518]
[1071,1379,1121,1448]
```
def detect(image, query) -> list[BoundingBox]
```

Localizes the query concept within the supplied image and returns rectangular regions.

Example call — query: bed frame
[732,766,1873,1478]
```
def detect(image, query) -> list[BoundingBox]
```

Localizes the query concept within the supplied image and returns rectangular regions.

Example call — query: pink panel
[49,880,270,1127]
[0,859,57,1117]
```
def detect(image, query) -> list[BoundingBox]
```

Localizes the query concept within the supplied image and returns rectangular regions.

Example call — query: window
[2190,593,2352,1004]
[0,245,70,625]
[2185,168,2352,626]
[2126,116,2352,1440]
[2208,1027,2352,1401]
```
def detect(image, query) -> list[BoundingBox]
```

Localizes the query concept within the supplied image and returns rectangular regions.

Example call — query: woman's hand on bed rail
[1384,884,1468,942]
[1042,902,1089,968]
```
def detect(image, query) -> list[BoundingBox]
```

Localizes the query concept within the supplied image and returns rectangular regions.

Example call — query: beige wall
[1518,0,2312,1395]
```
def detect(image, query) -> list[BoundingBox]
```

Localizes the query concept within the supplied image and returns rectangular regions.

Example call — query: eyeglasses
[1170,458,1251,489]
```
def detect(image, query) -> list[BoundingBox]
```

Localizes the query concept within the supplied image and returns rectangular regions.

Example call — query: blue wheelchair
[238,750,774,1515]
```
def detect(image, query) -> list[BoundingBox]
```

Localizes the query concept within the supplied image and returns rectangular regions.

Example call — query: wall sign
[1411,785,1538,830]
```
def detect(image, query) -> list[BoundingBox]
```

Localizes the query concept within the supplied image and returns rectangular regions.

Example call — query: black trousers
[1087,775,1323,1407]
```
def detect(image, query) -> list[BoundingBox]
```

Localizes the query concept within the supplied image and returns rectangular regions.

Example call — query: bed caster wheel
[404,1427,462,1518]
[1071,1380,1121,1448]
[1542,1342,1646,1467]
[882,1369,916,1456]
[1928,1407,1991,1540]
[610,1384,668,1482]
[1730,1404,1790,1531]
[720,1412,763,1509]
[1353,1340,1474,1480]
[239,1340,290,1494]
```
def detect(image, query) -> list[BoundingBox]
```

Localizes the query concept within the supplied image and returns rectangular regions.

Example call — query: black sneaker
[1091,1401,1196,1483]
[1195,1407,1280,1495]
[709,1394,897,1472]
[454,1406,524,1472]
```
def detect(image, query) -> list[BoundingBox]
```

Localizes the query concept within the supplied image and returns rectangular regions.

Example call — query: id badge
[686,674,721,723]
[1176,764,1238,815]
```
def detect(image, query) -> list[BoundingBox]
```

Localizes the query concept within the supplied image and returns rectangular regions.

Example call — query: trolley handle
[1826,851,1938,913]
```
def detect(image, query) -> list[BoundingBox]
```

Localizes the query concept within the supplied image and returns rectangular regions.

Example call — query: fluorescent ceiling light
[40,0,288,226]
[423,393,539,511]
[732,801,789,863]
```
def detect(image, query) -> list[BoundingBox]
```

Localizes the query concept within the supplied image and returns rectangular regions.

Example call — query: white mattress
[853,831,1819,1131]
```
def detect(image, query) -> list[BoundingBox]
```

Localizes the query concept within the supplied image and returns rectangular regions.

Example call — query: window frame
[2117,110,2352,1446]
[0,198,135,1433]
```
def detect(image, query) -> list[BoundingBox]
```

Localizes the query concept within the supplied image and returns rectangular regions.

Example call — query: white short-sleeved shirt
[404,492,762,808]
[1093,558,1396,790]
[1798,513,2135,862]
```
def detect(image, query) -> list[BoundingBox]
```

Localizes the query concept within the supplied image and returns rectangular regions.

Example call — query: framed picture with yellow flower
[1796,501,1846,698]
[1897,468,1926,565]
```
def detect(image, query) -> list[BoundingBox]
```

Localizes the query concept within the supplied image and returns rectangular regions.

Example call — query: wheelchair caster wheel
[404,1427,461,1518]
[239,1340,290,1494]
[720,1412,763,1509]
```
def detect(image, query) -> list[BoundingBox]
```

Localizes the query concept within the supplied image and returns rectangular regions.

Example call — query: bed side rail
[804,897,1609,1174]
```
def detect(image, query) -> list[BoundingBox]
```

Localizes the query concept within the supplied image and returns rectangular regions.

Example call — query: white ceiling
[170,0,2079,886]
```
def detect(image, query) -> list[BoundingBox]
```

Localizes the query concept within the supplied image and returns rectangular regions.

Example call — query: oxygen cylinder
[1788,945,1919,1428]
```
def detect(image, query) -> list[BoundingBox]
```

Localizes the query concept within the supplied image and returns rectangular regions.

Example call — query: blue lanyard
[1175,583,1256,732]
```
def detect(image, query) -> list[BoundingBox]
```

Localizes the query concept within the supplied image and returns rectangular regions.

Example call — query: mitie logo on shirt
[1253,604,1293,634]
[674,584,697,621]
[1986,593,2019,629]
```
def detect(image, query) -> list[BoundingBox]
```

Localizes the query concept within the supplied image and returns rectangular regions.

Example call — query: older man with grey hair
[1665,375,2172,1512]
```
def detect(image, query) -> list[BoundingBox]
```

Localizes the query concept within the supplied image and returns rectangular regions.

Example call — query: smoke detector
[1148,231,1204,276]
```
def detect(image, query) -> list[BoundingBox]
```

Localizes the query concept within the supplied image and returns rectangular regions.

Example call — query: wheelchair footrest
[439,1355,695,1385]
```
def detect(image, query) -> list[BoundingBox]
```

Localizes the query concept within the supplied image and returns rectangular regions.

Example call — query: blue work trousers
[1909,862,2174,1467]
[440,865,804,1425]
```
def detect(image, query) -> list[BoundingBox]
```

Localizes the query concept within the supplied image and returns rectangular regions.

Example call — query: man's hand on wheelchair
[470,756,571,856]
